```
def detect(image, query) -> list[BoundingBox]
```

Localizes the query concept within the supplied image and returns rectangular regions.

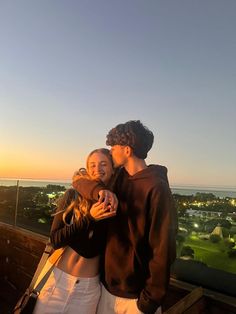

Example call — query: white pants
[97,284,162,314]
[33,267,101,314]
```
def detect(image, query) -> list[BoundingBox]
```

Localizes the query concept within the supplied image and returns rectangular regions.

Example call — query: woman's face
[87,152,113,185]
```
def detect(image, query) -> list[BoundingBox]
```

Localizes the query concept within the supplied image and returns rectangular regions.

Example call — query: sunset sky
[1,1,236,188]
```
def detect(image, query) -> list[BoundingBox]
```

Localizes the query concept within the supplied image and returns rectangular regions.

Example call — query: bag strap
[28,240,64,293]
[29,191,75,294]
[33,256,59,293]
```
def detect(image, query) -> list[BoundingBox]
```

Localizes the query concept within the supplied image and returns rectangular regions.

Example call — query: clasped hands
[90,190,118,221]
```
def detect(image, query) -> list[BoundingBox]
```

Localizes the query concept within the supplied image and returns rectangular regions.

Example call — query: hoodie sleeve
[50,210,95,249]
[72,168,121,200]
[73,178,106,201]
[137,182,177,313]
[50,188,95,249]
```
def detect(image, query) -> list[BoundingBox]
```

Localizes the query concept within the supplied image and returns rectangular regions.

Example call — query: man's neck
[124,157,147,176]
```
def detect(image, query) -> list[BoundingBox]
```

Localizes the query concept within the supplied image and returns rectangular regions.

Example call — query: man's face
[110,145,128,167]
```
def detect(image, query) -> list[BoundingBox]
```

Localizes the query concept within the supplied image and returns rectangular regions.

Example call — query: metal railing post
[14,180,19,226]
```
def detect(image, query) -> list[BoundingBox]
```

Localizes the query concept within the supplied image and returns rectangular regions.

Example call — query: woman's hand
[90,200,117,221]
[98,190,118,211]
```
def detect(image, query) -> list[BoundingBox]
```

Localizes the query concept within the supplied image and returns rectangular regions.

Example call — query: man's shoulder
[149,164,168,173]
[148,164,169,184]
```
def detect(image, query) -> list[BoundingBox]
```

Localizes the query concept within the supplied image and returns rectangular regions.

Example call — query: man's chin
[113,161,121,168]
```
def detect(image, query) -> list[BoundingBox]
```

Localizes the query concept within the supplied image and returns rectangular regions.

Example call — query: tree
[209,234,221,243]
[224,238,235,249]
[222,227,230,238]
[180,246,194,258]
[195,192,216,201]
[228,249,236,258]
[204,219,232,233]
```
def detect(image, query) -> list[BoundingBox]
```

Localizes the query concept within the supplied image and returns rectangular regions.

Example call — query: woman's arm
[50,188,94,249]
[50,210,94,249]
[50,188,116,249]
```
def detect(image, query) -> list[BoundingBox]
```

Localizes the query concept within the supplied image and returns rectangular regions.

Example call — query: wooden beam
[163,287,204,314]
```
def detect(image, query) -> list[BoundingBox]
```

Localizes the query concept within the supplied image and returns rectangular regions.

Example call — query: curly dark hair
[106,120,154,159]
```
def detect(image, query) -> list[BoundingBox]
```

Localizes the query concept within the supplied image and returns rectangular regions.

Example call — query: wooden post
[163,287,204,314]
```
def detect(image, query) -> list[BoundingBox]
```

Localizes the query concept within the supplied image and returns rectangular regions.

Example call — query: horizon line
[0,177,235,191]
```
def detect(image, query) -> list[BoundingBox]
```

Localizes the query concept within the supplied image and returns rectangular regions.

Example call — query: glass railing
[171,186,236,297]
[171,187,236,275]
[1,178,236,295]
[0,179,70,235]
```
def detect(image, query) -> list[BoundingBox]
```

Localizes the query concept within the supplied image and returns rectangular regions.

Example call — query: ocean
[0,178,71,189]
[0,178,236,198]
[171,187,236,198]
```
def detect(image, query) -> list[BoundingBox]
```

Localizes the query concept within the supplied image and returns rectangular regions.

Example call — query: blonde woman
[33,148,117,314]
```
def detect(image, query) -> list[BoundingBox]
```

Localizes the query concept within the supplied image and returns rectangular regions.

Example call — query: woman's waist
[50,246,100,277]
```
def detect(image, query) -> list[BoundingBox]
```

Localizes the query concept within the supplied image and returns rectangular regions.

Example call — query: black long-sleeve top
[50,188,106,258]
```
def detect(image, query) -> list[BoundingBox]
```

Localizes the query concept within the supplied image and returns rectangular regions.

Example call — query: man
[73,120,177,314]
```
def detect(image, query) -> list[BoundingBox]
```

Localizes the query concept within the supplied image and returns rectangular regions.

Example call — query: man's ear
[125,146,133,157]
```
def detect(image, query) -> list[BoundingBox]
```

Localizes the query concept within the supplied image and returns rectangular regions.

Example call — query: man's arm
[73,177,118,210]
[137,183,177,313]
[73,177,105,201]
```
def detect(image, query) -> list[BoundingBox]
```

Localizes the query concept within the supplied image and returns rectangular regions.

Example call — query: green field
[184,236,236,274]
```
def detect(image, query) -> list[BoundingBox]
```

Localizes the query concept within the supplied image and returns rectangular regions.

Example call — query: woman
[33,148,116,314]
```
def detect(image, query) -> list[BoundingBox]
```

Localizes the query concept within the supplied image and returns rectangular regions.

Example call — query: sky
[0,0,236,188]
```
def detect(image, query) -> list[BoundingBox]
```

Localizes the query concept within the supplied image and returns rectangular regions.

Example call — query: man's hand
[98,190,118,213]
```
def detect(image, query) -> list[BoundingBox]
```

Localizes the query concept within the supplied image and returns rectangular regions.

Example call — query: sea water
[0,178,235,198]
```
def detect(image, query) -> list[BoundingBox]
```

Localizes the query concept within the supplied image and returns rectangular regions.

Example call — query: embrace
[33,120,177,314]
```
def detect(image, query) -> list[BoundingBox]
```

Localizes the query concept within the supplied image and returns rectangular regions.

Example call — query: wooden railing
[1,222,236,314]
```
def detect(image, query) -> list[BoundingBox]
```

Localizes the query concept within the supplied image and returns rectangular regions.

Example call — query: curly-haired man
[73,120,177,314]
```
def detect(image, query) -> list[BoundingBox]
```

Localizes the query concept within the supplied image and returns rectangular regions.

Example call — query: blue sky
[0,0,236,187]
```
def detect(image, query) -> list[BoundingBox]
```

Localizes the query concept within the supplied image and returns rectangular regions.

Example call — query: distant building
[186,208,222,218]
[211,224,223,238]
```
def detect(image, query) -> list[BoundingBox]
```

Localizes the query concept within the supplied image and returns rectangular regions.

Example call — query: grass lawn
[184,235,236,274]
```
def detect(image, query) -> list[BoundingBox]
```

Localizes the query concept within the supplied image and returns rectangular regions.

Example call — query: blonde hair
[59,148,113,226]
[57,169,92,226]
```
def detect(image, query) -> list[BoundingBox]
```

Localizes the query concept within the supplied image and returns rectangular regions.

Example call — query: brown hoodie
[74,165,177,314]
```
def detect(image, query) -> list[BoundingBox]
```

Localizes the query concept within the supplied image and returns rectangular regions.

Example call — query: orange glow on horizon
[0,152,83,181]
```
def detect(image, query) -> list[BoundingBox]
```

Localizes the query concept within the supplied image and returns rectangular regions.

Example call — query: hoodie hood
[122,164,169,184]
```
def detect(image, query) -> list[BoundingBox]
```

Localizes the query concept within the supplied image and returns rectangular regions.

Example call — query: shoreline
[1,178,236,198]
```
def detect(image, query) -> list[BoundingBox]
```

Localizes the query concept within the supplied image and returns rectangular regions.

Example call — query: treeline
[173,192,236,214]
